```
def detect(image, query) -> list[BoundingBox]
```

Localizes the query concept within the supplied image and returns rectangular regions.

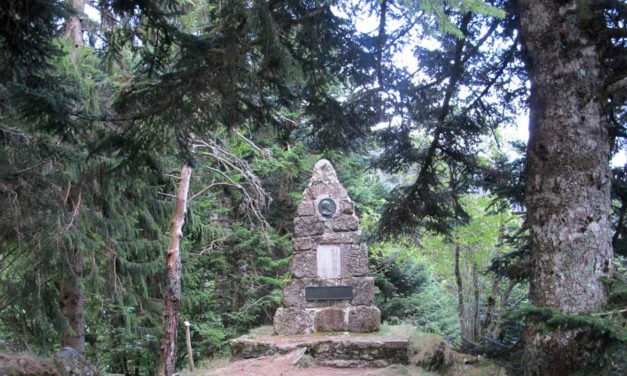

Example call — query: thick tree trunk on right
[518,0,613,373]
[156,163,192,376]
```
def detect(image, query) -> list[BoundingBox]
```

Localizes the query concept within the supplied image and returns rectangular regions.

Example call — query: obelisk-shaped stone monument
[274,160,380,335]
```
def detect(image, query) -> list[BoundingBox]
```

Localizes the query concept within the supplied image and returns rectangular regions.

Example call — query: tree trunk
[156,163,192,376]
[518,1,613,373]
[67,0,85,48]
[489,279,515,340]
[59,2,85,351]
[454,245,467,339]
[482,276,500,337]
[60,248,85,353]
[471,261,480,342]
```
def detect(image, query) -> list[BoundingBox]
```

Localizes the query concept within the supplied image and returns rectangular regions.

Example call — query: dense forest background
[0,0,625,375]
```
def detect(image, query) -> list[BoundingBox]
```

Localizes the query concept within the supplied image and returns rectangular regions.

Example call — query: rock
[347,306,381,332]
[291,251,317,278]
[310,159,340,184]
[294,216,325,238]
[309,337,409,367]
[230,327,411,368]
[408,334,454,372]
[330,214,359,232]
[0,353,61,376]
[230,338,279,359]
[273,307,311,335]
[0,349,102,376]
[274,159,379,334]
[314,308,347,331]
[292,243,367,277]
[292,236,318,252]
[307,183,348,200]
[321,231,361,244]
[53,347,102,376]
[282,277,375,308]
[292,353,313,368]
[344,244,368,276]
[349,277,375,306]
[281,280,305,308]
[340,199,354,214]
[296,200,315,216]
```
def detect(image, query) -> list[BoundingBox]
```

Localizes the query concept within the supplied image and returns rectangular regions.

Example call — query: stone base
[230,332,408,368]
[274,306,380,335]
[282,277,376,308]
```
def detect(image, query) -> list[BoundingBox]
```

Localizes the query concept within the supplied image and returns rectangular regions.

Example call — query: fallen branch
[591,308,627,317]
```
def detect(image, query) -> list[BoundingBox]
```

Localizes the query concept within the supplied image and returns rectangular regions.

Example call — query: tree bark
[471,261,480,342]
[482,276,500,337]
[60,248,85,353]
[156,163,192,376]
[67,0,85,48]
[59,1,85,352]
[184,321,194,371]
[518,1,613,373]
[454,245,467,339]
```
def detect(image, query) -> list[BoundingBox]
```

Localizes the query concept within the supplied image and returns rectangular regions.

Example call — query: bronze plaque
[318,198,337,218]
[305,286,353,301]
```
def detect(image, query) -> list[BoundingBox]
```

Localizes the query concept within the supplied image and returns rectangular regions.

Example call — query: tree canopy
[0,0,625,375]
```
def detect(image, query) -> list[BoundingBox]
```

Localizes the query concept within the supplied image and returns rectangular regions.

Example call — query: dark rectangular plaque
[305,286,353,301]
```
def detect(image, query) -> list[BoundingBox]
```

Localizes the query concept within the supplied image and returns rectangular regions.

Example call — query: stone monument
[274,159,381,335]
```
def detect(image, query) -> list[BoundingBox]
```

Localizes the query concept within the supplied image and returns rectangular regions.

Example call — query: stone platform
[230,331,409,368]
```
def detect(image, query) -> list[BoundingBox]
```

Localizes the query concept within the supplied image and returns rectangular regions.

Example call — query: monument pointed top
[311,159,338,184]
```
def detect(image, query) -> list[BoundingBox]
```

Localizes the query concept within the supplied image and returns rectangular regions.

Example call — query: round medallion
[317,198,337,218]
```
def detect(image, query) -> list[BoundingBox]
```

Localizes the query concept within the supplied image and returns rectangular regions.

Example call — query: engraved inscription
[317,244,341,278]
[305,286,353,301]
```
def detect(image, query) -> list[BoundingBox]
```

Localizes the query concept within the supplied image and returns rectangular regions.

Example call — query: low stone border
[230,333,409,368]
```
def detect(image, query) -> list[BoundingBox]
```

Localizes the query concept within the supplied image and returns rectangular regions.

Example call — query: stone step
[230,333,409,368]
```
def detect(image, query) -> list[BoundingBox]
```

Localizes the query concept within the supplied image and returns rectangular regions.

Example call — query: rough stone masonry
[274,159,381,335]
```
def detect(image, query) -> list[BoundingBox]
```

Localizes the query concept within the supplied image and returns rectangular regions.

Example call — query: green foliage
[370,241,461,342]
[1,1,624,374]
[401,0,506,38]
[0,0,68,80]
[507,305,627,343]
[602,258,627,309]
[381,285,461,342]
[372,242,431,298]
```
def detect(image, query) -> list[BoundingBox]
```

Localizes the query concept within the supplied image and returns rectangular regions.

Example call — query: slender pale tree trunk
[471,262,480,342]
[454,245,467,339]
[518,1,613,373]
[156,164,192,376]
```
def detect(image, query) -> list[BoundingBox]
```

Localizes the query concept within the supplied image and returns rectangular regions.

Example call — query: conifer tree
[359,0,524,237]
[516,0,625,373]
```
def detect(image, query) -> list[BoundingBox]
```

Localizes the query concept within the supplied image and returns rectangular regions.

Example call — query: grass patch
[244,326,275,338]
